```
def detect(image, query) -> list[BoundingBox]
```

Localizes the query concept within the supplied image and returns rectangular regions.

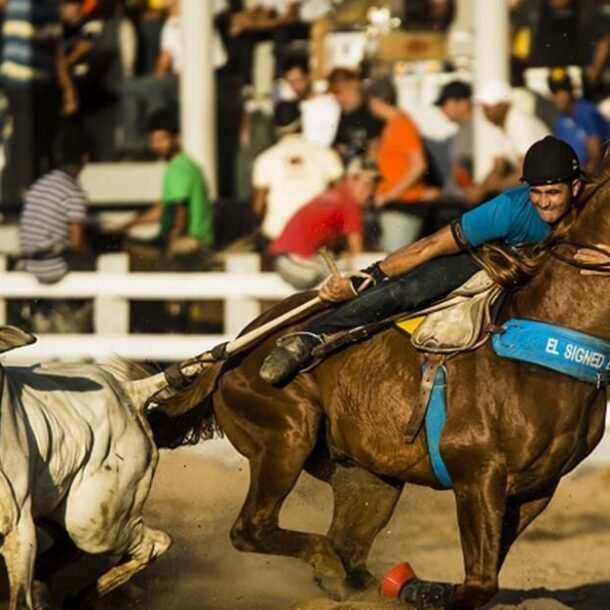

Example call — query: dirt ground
[39,446,610,609]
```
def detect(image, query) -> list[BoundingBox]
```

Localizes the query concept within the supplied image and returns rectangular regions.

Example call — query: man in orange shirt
[366,78,438,251]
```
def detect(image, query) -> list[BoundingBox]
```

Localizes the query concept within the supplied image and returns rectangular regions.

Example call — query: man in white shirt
[466,80,549,203]
[252,101,343,240]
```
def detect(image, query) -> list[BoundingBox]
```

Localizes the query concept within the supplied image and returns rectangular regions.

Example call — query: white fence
[0,252,379,364]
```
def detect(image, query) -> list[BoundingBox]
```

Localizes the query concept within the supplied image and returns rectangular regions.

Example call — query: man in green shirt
[118,105,213,267]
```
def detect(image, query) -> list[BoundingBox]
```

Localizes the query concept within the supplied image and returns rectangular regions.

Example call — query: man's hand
[319,276,356,302]
[574,244,610,276]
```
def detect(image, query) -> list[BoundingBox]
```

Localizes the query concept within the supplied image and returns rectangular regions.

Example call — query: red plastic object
[380,562,417,598]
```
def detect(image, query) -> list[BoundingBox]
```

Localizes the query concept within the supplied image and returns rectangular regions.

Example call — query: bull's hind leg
[326,465,401,591]
[3,512,37,610]
[66,524,171,609]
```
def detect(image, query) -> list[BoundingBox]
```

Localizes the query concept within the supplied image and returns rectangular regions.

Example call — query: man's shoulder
[167,152,202,175]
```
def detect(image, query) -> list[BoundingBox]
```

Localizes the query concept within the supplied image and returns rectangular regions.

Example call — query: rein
[550,240,610,274]
[548,173,610,275]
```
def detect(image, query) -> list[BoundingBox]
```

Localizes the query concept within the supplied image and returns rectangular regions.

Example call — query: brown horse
[149,166,610,609]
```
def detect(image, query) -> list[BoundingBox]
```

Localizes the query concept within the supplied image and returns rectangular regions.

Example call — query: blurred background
[0,0,608,365]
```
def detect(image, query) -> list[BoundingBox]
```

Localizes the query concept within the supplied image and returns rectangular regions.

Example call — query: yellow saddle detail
[395,317,425,336]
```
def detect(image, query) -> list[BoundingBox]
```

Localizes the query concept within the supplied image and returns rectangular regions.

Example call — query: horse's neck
[508,242,609,340]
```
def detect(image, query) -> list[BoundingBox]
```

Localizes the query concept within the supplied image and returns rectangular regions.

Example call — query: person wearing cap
[259,136,585,386]
[467,80,549,204]
[252,101,343,242]
[548,69,609,173]
[115,105,213,266]
[410,80,474,195]
[268,158,378,289]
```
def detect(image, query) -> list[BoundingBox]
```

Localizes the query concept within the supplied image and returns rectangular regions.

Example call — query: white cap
[474,80,512,106]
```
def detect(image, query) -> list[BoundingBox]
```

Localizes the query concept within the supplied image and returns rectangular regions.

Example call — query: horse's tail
[145,361,224,449]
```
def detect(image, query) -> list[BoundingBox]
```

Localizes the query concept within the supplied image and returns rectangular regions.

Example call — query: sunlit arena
[0,1,608,609]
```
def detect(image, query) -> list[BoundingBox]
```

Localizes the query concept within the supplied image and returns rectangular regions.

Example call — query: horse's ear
[0,326,36,355]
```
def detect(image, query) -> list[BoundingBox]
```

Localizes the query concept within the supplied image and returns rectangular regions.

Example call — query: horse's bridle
[550,239,610,274]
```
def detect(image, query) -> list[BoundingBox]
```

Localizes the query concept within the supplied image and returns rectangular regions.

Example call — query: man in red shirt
[269,159,378,289]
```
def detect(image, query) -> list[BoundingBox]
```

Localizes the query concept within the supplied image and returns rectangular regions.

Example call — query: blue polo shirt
[554,99,610,165]
[460,185,551,248]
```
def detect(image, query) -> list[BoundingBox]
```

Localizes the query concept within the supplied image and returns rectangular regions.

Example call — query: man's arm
[168,203,187,242]
[253,187,269,219]
[346,232,363,255]
[54,44,78,115]
[117,204,163,232]
[68,222,91,256]
[320,225,460,302]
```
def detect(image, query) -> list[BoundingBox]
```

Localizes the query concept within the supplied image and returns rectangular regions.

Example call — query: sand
[18,443,610,609]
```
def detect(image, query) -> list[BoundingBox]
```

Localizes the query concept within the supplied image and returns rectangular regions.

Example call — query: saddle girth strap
[405,353,445,444]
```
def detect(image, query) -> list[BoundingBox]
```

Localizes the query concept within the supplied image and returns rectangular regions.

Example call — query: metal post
[473,0,510,180]
[180,0,217,197]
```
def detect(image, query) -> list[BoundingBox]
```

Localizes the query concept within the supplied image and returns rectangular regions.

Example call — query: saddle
[395,270,503,354]
[393,271,504,444]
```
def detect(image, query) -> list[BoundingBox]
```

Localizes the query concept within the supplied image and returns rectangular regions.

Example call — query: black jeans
[305,253,480,337]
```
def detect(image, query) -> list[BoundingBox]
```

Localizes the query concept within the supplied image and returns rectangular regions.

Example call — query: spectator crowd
[0,0,609,330]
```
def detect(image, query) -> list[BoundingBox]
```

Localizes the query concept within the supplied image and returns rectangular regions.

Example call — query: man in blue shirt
[260,136,584,385]
[1,0,78,204]
[548,70,609,174]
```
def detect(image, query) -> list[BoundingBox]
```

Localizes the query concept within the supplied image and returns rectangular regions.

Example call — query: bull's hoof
[33,580,59,610]
[381,562,456,608]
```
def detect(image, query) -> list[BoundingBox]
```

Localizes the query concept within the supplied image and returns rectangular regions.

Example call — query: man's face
[529,180,579,224]
[443,98,472,123]
[348,174,376,205]
[62,1,82,25]
[149,129,177,160]
[284,67,310,100]
[333,80,362,112]
[551,89,573,114]
[482,102,509,126]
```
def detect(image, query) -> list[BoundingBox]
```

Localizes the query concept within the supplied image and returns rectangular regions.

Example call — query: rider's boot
[259,334,318,385]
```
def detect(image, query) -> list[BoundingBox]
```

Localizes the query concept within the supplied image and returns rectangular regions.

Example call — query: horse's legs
[230,442,349,599]
[498,487,557,569]
[450,469,508,609]
[326,465,402,590]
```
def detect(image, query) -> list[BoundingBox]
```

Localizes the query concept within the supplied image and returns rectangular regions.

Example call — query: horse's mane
[474,155,610,290]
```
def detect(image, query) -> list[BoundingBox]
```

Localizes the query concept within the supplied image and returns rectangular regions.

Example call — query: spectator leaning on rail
[116,105,213,269]
[259,136,586,386]
[252,101,343,244]
[548,68,610,174]
[269,158,378,290]
[19,123,93,284]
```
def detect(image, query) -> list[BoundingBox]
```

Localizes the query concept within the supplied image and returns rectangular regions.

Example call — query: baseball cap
[435,80,472,106]
[521,136,581,186]
[346,157,380,180]
[474,80,512,106]
[548,67,573,93]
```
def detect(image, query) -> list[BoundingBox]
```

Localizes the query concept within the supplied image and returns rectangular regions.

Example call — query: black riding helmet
[521,136,581,186]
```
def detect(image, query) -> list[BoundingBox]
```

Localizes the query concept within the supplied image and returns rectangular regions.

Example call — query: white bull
[0,327,175,610]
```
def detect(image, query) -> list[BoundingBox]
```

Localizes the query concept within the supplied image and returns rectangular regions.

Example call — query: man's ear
[571,178,582,197]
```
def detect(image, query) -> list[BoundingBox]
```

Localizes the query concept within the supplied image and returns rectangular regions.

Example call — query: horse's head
[569,156,610,243]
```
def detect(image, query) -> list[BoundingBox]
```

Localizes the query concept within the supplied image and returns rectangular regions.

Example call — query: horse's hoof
[345,567,378,592]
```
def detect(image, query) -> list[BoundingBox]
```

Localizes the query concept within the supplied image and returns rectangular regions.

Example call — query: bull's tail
[146,361,224,448]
